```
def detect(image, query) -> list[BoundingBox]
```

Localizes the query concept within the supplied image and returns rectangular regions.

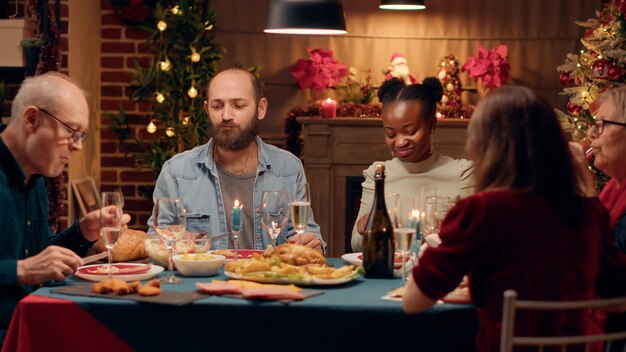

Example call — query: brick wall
[100,0,154,231]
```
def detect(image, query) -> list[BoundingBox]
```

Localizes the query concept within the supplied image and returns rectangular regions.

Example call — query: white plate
[341,252,362,266]
[75,263,164,282]
[223,270,359,286]
[341,252,406,270]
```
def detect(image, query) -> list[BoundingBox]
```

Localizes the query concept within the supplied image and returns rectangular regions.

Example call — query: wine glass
[100,192,123,278]
[115,187,124,209]
[261,190,289,247]
[153,197,187,284]
[290,183,311,245]
[385,192,400,227]
[393,196,417,285]
[422,196,451,248]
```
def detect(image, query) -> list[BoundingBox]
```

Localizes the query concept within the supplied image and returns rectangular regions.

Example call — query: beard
[210,115,259,151]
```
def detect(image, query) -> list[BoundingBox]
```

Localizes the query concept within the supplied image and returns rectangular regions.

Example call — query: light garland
[147,120,157,133]
[165,127,176,137]
[157,20,167,32]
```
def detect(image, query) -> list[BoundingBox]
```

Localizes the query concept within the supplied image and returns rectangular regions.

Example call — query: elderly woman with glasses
[572,86,626,254]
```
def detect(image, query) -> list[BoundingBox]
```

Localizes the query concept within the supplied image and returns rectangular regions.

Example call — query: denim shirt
[147,136,324,250]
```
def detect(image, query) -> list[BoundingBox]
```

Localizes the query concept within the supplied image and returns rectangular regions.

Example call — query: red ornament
[590,51,598,57]
[607,65,623,80]
[560,72,572,86]
[591,59,610,80]
[567,102,582,115]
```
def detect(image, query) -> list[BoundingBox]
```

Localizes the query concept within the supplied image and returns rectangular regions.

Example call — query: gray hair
[597,86,626,123]
[10,72,87,120]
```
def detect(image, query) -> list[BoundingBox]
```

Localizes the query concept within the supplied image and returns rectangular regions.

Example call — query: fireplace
[298,117,468,257]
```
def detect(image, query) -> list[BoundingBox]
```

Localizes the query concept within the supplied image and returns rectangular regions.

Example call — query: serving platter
[224,269,361,286]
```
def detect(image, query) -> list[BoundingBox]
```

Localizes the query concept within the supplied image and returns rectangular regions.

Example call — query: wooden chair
[501,290,626,352]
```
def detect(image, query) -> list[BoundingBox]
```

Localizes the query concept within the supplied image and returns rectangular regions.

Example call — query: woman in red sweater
[403,85,626,352]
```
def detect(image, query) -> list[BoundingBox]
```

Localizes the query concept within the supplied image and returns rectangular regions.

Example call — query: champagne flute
[100,192,123,278]
[115,187,124,209]
[385,192,400,227]
[290,183,311,245]
[261,190,289,247]
[153,197,187,284]
[423,196,451,248]
[394,197,417,285]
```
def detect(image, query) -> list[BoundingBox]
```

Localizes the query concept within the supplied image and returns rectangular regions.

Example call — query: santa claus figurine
[385,53,417,85]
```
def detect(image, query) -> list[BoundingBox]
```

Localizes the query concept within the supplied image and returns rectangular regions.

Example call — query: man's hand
[17,246,84,285]
[79,206,131,242]
[289,232,323,253]
[356,214,369,235]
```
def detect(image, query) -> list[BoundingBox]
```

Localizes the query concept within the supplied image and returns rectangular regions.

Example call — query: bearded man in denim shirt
[148,68,324,253]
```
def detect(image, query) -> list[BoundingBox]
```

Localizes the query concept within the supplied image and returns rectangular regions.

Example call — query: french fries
[224,254,357,281]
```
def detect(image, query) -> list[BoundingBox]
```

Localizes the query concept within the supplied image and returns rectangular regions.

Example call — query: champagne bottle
[363,164,394,279]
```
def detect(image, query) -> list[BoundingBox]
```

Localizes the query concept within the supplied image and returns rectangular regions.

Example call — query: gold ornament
[188,86,198,98]
[147,121,157,134]
[159,58,172,71]
[165,127,176,137]
[191,49,201,63]
[155,92,165,103]
[157,20,167,32]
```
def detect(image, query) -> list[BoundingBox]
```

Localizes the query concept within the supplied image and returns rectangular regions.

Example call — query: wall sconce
[379,0,426,10]
[264,0,347,35]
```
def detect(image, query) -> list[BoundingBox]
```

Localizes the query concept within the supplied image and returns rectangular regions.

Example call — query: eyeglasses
[37,107,89,143]
[590,119,626,136]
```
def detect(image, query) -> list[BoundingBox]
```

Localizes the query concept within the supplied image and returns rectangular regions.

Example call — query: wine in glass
[422,196,451,248]
[393,197,417,285]
[100,191,123,278]
[290,183,311,245]
[261,190,289,247]
[153,197,187,284]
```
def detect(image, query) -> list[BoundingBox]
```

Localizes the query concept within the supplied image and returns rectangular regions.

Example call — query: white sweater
[350,153,473,252]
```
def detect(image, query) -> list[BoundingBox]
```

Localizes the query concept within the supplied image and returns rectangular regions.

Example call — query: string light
[165,127,176,137]
[182,116,190,125]
[204,22,213,31]
[159,58,172,71]
[172,5,181,15]
[147,120,157,133]
[191,48,201,63]
[155,92,165,103]
[188,86,198,98]
[157,20,167,32]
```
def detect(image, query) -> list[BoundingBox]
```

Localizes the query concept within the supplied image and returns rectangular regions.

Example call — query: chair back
[500,289,626,352]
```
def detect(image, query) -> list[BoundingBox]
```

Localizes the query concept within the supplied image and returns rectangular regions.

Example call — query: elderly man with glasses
[0,72,130,346]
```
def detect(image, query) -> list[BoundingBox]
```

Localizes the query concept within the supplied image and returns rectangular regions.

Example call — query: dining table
[2,258,478,352]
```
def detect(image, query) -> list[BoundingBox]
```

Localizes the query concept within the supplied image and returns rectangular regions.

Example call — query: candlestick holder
[232,229,240,261]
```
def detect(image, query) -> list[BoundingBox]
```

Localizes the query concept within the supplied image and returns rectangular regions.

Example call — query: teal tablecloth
[35,258,478,351]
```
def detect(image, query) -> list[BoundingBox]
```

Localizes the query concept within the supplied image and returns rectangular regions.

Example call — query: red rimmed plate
[209,249,265,261]
[75,263,164,282]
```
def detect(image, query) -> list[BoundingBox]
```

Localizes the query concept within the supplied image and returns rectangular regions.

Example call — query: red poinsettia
[290,48,348,93]
[462,44,511,89]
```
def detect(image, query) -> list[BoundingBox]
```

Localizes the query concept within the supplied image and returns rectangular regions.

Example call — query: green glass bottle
[363,164,394,279]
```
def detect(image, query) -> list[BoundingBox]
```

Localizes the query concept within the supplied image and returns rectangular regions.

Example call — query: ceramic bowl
[172,254,225,277]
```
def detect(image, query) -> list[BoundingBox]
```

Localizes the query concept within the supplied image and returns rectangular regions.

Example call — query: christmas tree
[111,0,222,175]
[556,0,626,189]
[435,55,473,119]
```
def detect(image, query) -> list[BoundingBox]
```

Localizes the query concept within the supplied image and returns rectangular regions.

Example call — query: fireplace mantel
[297,116,469,257]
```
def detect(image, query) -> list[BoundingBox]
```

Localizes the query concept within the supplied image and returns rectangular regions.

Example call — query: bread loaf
[92,229,148,262]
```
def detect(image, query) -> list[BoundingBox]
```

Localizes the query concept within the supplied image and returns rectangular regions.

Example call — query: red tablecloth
[2,295,132,352]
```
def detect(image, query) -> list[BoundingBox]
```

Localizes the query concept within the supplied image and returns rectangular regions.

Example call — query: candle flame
[234,199,240,207]
[411,209,420,218]
[326,98,332,103]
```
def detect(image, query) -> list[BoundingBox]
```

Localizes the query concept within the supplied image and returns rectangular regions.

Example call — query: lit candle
[231,200,242,231]
[321,98,337,118]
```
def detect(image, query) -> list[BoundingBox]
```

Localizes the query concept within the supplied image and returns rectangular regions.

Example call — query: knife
[83,252,108,264]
